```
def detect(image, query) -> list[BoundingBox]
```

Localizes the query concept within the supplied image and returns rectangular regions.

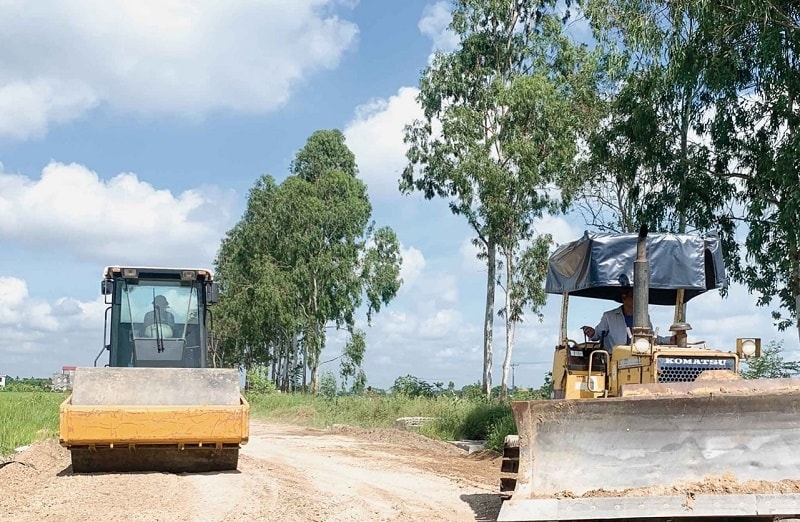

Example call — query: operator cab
[97,266,219,368]
[545,229,759,399]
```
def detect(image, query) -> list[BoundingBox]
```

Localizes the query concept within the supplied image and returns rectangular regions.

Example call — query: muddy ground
[0,421,503,521]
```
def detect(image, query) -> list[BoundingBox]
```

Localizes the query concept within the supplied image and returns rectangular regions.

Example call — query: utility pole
[509,361,549,391]
[511,362,518,390]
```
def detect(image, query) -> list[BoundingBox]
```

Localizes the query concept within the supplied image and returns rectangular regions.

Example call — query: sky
[0,1,797,390]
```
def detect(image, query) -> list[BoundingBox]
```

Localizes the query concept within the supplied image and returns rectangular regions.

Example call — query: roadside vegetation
[0,382,536,458]
[246,370,553,452]
[3,340,798,459]
[248,392,513,452]
[0,384,64,456]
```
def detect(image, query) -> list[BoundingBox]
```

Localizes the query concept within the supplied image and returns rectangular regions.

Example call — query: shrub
[319,371,337,399]
[391,375,434,398]
[246,367,276,394]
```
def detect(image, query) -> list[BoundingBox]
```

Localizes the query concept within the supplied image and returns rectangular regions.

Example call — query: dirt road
[1,421,503,521]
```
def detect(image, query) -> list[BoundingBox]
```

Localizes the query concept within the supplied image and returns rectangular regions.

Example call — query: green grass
[247,393,516,452]
[0,390,519,457]
[0,392,64,457]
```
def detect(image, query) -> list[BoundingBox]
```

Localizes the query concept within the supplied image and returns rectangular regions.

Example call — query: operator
[581,289,675,352]
[142,294,176,336]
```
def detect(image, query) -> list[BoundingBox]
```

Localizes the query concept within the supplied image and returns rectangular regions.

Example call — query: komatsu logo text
[661,358,730,366]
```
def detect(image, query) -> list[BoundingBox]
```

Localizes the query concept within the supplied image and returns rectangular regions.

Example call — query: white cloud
[0,80,98,140]
[563,10,593,45]
[535,214,583,247]
[425,274,460,305]
[420,308,463,338]
[0,276,107,376]
[458,214,579,275]
[460,237,485,273]
[344,86,422,199]
[418,2,459,54]
[399,245,425,287]
[0,162,236,267]
[657,284,798,354]
[380,311,414,337]
[0,276,29,325]
[0,1,358,140]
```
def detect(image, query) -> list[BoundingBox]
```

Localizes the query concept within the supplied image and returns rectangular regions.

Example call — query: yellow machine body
[499,230,800,521]
[59,267,249,473]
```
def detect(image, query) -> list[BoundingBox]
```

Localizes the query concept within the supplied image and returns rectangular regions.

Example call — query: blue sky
[0,1,796,389]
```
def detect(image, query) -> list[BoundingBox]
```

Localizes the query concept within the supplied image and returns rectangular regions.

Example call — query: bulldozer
[59,266,249,473]
[499,228,800,521]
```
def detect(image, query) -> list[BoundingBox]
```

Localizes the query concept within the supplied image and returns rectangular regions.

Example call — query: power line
[510,361,550,389]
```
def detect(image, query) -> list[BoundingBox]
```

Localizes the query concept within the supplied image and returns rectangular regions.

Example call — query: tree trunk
[483,238,496,397]
[309,276,321,395]
[675,85,692,324]
[283,336,291,392]
[290,333,299,392]
[500,249,514,400]
[302,338,308,392]
[270,340,277,384]
[309,342,320,394]
[277,339,282,391]
[793,250,800,344]
[309,324,323,395]
[795,292,800,345]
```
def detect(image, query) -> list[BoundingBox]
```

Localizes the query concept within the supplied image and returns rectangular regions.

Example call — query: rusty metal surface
[510,390,800,498]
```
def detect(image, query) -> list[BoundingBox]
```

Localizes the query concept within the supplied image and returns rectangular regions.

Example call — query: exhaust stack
[633,225,651,339]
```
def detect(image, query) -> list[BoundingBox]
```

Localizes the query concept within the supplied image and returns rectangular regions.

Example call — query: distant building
[52,366,77,392]
[0,375,5,388]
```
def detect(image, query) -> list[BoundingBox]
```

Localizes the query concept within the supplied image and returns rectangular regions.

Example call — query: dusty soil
[0,421,503,522]
[571,471,800,499]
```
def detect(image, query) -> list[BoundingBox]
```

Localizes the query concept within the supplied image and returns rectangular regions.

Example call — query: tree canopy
[570,1,800,338]
[403,0,608,397]
[214,130,402,392]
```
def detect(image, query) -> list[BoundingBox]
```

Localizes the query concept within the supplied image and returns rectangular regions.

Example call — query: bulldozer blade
[621,374,800,398]
[500,389,800,520]
[498,493,800,521]
[70,446,239,474]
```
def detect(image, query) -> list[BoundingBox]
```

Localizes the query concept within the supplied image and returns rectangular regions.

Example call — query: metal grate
[656,356,735,383]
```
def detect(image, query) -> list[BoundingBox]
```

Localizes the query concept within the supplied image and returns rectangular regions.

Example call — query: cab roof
[103,266,214,281]
[545,231,726,305]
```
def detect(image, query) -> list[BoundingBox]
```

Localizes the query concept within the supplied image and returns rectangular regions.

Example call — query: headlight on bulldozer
[737,338,761,358]
[633,337,651,354]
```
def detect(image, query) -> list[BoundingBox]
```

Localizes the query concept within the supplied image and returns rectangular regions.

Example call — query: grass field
[0,392,64,456]
[247,393,515,451]
[0,391,516,458]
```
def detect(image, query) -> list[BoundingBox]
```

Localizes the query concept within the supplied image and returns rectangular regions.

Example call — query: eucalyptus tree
[568,0,740,329]
[691,2,800,340]
[216,130,402,393]
[215,177,305,388]
[402,0,605,397]
[578,0,737,238]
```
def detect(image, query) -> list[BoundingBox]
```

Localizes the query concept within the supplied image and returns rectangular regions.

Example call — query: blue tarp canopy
[545,231,726,305]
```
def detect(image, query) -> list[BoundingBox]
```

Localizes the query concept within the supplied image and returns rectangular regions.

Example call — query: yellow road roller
[59,266,249,473]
